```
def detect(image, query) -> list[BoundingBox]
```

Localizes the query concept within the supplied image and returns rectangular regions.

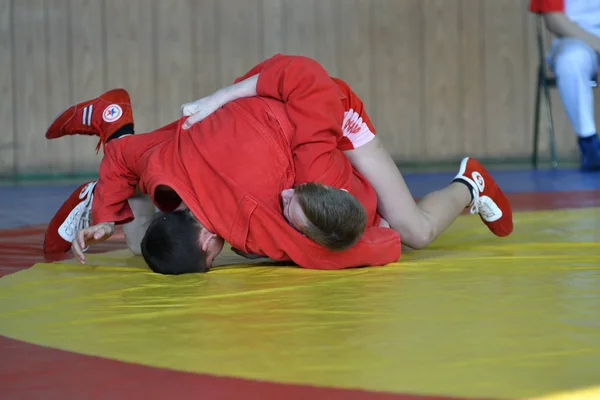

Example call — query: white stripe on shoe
[456,157,469,176]
[82,106,87,125]
[87,104,93,126]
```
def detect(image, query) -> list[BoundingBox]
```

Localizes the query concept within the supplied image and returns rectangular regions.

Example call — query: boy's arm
[529,0,600,52]
[181,75,259,129]
[91,143,140,225]
[74,143,141,264]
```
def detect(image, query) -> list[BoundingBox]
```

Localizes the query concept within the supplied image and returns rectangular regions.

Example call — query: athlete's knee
[392,215,436,250]
[552,40,596,77]
[402,229,435,250]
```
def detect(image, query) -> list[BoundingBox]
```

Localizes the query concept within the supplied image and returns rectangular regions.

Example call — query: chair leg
[542,81,558,169]
[533,71,542,169]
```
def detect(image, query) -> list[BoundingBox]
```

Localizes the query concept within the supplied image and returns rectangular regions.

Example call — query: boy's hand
[181,91,226,130]
[72,222,115,264]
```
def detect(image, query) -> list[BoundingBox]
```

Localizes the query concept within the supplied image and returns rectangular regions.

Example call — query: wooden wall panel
[261,0,284,58]
[283,0,317,59]
[336,0,372,109]
[313,0,339,76]
[483,0,529,157]
[13,0,52,173]
[423,0,461,158]
[192,0,221,97]
[70,0,105,171]
[154,0,194,126]
[371,0,423,160]
[216,0,262,86]
[105,0,156,134]
[524,10,539,157]
[458,0,485,157]
[2,0,598,176]
[0,0,13,174]
[45,0,74,172]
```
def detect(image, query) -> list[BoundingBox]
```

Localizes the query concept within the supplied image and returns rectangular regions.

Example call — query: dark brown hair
[294,182,367,251]
[141,210,209,274]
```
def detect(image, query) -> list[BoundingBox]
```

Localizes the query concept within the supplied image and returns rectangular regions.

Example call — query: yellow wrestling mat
[1,208,599,399]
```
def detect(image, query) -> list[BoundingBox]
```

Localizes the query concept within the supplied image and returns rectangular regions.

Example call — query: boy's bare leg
[345,137,512,248]
[345,138,470,248]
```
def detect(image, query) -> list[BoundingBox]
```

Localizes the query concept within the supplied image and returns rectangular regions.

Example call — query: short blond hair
[294,182,367,251]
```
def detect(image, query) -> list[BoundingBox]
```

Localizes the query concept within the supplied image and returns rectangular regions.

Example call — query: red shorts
[331,77,377,151]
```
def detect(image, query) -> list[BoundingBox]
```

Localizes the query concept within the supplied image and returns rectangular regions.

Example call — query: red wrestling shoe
[453,157,513,237]
[45,89,133,151]
[43,181,97,254]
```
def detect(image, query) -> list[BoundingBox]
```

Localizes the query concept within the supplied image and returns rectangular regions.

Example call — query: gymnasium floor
[1,168,599,400]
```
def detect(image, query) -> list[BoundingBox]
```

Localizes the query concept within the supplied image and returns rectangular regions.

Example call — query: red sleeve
[253,54,349,186]
[331,77,377,151]
[297,227,401,270]
[91,142,138,225]
[529,0,564,12]
[244,207,401,270]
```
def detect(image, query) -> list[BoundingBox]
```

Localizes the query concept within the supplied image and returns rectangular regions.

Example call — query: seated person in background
[530,0,600,171]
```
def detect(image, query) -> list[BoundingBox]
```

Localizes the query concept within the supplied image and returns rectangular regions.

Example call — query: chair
[532,14,558,169]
